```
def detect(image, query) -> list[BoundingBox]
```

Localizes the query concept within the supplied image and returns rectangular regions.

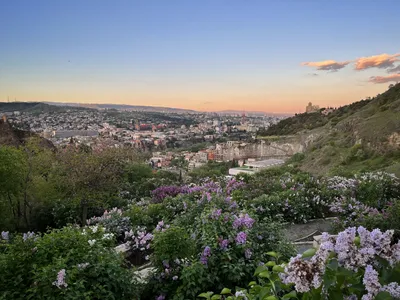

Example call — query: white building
[228,158,285,176]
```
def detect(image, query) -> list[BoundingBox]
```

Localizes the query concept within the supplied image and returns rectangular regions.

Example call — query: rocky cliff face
[215,138,305,161]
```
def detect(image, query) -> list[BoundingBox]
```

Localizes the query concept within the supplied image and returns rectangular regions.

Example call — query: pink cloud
[301,60,350,72]
[369,74,400,84]
[355,53,400,70]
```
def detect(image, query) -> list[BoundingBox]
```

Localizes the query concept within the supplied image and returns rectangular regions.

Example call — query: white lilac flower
[1,231,9,241]
[88,239,96,246]
[91,225,98,233]
[102,233,114,240]
[77,263,90,270]
[235,290,248,299]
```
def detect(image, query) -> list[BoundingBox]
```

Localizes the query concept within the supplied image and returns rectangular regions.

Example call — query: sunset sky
[1,0,399,113]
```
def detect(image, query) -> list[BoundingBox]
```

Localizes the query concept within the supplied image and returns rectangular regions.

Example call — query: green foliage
[0,226,139,300]
[189,161,231,181]
[152,226,195,268]
[126,203,167,230]
[258,111,331,136]
[125,163,153,183]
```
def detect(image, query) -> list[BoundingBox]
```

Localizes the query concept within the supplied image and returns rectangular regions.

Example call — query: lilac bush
[87,207,131,240]
[206,227,400,300]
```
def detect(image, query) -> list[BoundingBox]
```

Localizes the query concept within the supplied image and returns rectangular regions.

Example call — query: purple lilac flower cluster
[232,213,255,229]
[210,208,222,219]
[329,197,379,227]
[151,178,245,205]
[155,220,170,232]
[124,226,153,252]
[151,185,186,203]
[52,269,68,288]
[235,232,247,245]
[362,265,400,299]
[200,246,212,265]
[225,178,245,195]
[281,227,400,294]
[219,239,230,250]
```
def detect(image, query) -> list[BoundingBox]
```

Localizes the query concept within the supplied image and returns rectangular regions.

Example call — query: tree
[53,148,132,224]
[0,146,27,230]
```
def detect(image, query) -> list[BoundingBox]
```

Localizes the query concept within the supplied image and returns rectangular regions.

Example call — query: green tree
[0,146,27,230]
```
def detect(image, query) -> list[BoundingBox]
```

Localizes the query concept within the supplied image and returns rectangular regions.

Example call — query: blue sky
[1,0,399,112]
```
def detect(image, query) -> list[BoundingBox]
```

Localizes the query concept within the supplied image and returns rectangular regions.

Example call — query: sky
[1,0,400,113]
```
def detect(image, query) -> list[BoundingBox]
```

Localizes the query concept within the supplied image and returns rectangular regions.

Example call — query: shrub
[205,227,400,300]
[0,226,139,300]
[87,207,131,241]
[152,226,195,269]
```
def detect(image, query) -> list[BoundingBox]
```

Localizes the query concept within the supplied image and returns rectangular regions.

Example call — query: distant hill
[45,102,198,113]
[267,83,400,176]
[0,102,89,114]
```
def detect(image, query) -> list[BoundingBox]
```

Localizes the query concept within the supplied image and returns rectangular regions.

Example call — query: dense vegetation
[1,137,400,299]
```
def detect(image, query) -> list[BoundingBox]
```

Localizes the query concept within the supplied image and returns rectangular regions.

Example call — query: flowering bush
[151,185,187,203]
[327,172,400,234]
[203,227,400,300]
[124,225,154,264]
[143,192,294,300]
[0,226,139,299]
[87,207,131,241]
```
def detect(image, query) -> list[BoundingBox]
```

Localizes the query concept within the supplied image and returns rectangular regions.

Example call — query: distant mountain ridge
[0,101,291,116]
[45,102,199,113]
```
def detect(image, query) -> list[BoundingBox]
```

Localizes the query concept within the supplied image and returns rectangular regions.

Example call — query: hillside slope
[0,118,55,149]
[269,83,400,176]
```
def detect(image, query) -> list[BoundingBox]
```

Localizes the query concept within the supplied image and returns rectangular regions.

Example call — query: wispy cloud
[301,60,350,72]
[306,73,319,77]
[387,65,400,74]
[355,53,400,71]
[369,74,400,84]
